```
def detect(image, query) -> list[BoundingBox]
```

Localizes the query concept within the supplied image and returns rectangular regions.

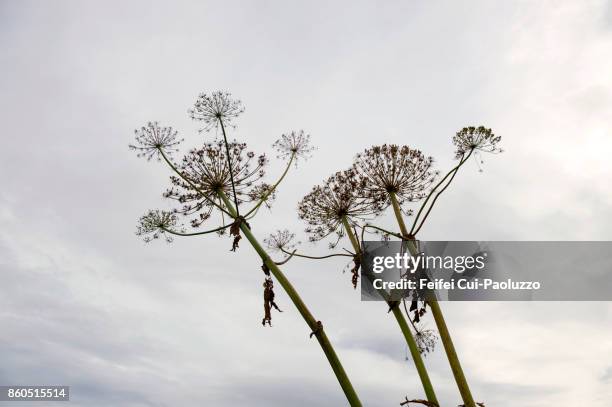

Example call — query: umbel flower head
[248,183,276,209]
[164,140,267,227]
[136,210,178,243]
[129,122,183,161]
[414,329,439,356]
[265,229,298,253]
[353,145,438,210]
[453,126,502,159]
[273,130,316,163]
[188,91,245,131]
[298,168,383,242]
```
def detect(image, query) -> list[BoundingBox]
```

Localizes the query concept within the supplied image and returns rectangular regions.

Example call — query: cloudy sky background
[1,0,612,405]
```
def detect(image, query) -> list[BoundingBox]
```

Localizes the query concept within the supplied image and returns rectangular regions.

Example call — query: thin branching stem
[280,247,353,260]
[410,150,473,235]
[244,153,295,218]
[359,224,405,243]
[162,225,230,236]
[219,119,241,215]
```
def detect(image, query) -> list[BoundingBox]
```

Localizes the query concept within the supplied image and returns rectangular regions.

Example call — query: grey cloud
[1,0,612,406]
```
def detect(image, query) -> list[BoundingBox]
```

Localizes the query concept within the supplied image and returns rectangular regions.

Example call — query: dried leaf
[400,397,438,406]
[262,277,282,327]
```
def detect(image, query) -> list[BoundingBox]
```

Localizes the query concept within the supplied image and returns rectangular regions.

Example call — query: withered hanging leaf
[261,262,270,276]
[229,217,251,252]
[351,255,361,289]
[409,300,418,312]
[262,277,282,327]
[230,234,241,251]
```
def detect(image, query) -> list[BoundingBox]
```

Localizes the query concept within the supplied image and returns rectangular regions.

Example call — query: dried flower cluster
[248,183,276,209]
[273,130,316,162]
[129,122,183,161]
[136,210,178,243]
[353,145,438,209]
[298,169,382,242]
[189,91,245,131]
[414,329,439,356]
[453,126,502,159]
[164,141,267,227]
[265,229,297,252]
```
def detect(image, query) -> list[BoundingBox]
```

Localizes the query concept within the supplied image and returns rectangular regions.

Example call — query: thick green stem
[341,217,438,406]
[390,306,439,405]
[218,191,361,406]
[389,153,477,406]
[341,217,361,252]
[390,192,410,237]
[402,239,476,407]
[428,300,475,407]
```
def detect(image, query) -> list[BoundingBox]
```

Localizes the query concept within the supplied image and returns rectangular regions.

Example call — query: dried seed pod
[189,91,244,131]
[453,126,502,160]
[298,168,383,242]
[273,130,316,163]
[165,141,267,227]
[129,122,183,161]
[136,210,179,243]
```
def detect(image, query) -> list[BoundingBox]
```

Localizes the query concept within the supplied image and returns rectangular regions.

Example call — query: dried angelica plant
[294,167,439,405]
[357,127,502,407]
[130,91,361,406]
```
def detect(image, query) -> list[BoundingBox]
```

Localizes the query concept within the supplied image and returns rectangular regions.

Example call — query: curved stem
[281,247,353,260]
[162,224,230,236]
[360,224,406,241]
[274,250,296,265]
[217,190,361,406]
[243,153,295,218]
[413,150,472,235]
[341,218,438,405]
[410,150,473,235]
[428,300,475,407]
[219,119,241,215]
[159,149,231,217]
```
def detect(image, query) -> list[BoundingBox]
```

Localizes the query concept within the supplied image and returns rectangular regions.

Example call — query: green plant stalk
[390,192,410,237]
[341,216,439,406]
[391,204,476,407]
[217,190,362,406]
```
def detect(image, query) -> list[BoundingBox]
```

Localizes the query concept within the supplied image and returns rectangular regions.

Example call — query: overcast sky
[1,0,612,406]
